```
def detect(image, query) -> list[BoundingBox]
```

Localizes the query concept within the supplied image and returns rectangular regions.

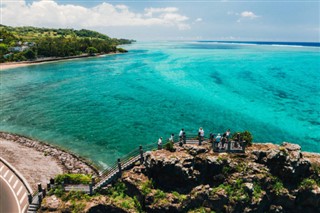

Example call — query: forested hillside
[0,25,134,62]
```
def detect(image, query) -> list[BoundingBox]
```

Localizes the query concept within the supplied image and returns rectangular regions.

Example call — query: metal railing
[93,133,247,190]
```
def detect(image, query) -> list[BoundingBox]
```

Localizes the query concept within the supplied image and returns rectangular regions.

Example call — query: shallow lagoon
[1,41,319,168]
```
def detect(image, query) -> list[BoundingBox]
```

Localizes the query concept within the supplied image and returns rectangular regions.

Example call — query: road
[0,177,20,213]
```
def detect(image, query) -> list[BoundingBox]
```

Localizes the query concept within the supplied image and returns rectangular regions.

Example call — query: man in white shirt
[179,129,184,143]
[158,137,163,150]
[198,127,204,145]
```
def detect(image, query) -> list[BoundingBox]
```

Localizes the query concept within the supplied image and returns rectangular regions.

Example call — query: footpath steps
[93,139,204,190]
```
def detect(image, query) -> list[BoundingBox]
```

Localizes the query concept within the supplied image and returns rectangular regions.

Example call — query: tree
[0,43,8,55]
[23,49,36,60]
[86,47,98,56]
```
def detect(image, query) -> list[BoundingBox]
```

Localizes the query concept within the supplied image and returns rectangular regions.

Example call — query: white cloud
[195,18,203,22]
[237,11,260,23]
[2,0,190,30]
[240,11,259,19]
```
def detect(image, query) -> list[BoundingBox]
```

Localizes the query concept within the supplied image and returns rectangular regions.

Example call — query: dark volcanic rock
[88,204,127,213]
[253,142,311,184]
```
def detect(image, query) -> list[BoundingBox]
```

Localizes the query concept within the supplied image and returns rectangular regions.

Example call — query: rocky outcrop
[124,142,320,212]
[252,142,311,184]
[41,141,320,213]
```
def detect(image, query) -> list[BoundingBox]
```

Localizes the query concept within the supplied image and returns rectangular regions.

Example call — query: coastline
[0,52,119,71]
[0,132,99,180]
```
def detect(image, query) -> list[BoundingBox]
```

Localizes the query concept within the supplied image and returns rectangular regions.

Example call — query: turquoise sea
[1,41,319,168]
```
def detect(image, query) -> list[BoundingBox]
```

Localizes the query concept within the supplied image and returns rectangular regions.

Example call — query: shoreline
[0,132,100,176]
[0,52,120,71]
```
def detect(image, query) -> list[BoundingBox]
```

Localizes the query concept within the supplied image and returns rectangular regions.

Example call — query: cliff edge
[42,142,320,213]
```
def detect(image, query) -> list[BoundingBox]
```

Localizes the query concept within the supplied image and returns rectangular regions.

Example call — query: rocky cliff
[42,142,320,213]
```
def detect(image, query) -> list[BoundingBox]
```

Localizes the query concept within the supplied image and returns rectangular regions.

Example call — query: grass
[141,179,154,196]
[252,182,264,202]
[211,179,250,203]
[153,189,168,204]
[172,191,187,202]
[272,178,285,196]
[106,182,141,211]
[70,200,86,213]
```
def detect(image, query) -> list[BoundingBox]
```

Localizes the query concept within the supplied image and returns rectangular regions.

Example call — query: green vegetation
[141,179,154,196]
[106,182,142,211]
[172,191,187,202]
[232,130,253,146]
[252,182,264,202]
[117,47,128,53]
[222,165,232,175]
[188,207,216,213]
[272,177,285,195]
[153,189,167,204]
[47,185,64,197]
[55,174,92,184]
[86,47,98,56]
[211,179,250,203]
[299,178,318,190]
[164,142,175,152]
[0,25,134,62]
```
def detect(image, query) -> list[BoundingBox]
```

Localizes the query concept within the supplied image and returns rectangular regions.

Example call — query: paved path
[0,160,30,213]
[0,177,20,213]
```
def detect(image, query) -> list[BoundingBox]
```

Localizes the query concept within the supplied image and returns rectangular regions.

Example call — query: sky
[1,0,319,41]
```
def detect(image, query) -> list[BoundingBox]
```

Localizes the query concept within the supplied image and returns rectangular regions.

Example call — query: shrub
[70,200,85,213]
[253,182,263,201]
[117,48,128,53]
[61,191,90,202]
[141,179,154,196]
[133,196,142,213]
[300,178,317,190]
[55,174,91,185]
[164,142,175,152]
[154,189,166,202]
[232,130,253,146]
[273,179,285,195]
[172,191,187,202]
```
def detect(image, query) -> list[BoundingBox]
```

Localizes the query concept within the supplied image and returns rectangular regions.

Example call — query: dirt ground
[0,138,63,191]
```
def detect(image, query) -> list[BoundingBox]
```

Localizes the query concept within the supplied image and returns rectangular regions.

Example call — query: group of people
[157,128,243,151]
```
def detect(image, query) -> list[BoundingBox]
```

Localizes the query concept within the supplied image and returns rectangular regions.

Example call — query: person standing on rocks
[179,129,184,143]
[215,133,222,149]
[158,137,163,150]
[183,131,186,144]
[198,127,204,144]
[226,129,231,139]
[169,134,174,143]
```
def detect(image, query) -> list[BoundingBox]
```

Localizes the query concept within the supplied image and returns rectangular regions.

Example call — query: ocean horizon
[1,41,319,168]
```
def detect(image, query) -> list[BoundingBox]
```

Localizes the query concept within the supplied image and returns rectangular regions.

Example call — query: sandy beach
[0,52,119,71]
[0,132,99,191]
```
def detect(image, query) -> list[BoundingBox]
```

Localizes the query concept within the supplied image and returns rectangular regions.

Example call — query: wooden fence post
[47,182,51,190]
[37,183,42,192]
[28,193,32,204]
[117,158,122,174]
[242,141,246,152]
[139,145,144,163]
